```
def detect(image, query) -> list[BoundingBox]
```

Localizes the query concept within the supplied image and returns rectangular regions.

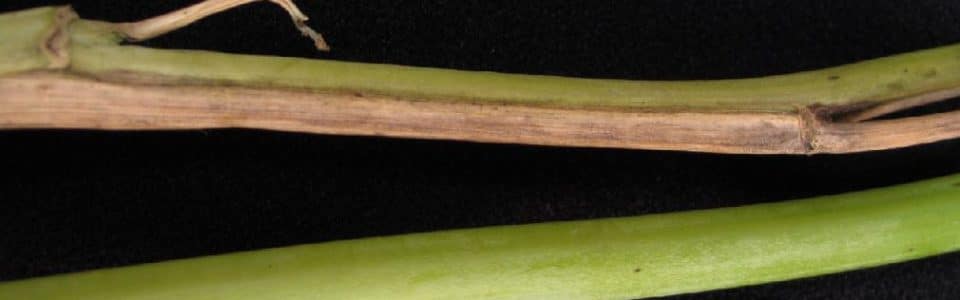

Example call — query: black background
[2,1,960,299]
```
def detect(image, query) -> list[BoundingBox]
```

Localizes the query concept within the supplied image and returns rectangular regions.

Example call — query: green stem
[3,174,960,299]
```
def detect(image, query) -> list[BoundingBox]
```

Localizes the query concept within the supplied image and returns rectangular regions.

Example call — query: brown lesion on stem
[113,0,330,51]
[4,70,960,155]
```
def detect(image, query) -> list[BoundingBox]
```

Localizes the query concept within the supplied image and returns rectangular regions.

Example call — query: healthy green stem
[2,173,960,299]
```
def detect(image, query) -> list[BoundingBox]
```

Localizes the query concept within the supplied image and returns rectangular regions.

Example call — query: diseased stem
[4,71,960,154]
[2,173,960,299]
[2,5,960,154]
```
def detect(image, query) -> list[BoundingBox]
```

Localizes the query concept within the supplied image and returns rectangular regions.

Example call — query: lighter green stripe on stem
[2,174,960,299]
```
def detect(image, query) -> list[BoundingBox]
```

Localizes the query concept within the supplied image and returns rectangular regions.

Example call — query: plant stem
[2,5,960,153]
[3,173,960,299]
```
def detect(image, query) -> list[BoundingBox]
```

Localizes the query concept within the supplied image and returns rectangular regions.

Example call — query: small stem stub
[116,0,329,51]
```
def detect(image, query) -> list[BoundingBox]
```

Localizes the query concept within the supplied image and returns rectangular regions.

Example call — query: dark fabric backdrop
[2,1,960,299]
